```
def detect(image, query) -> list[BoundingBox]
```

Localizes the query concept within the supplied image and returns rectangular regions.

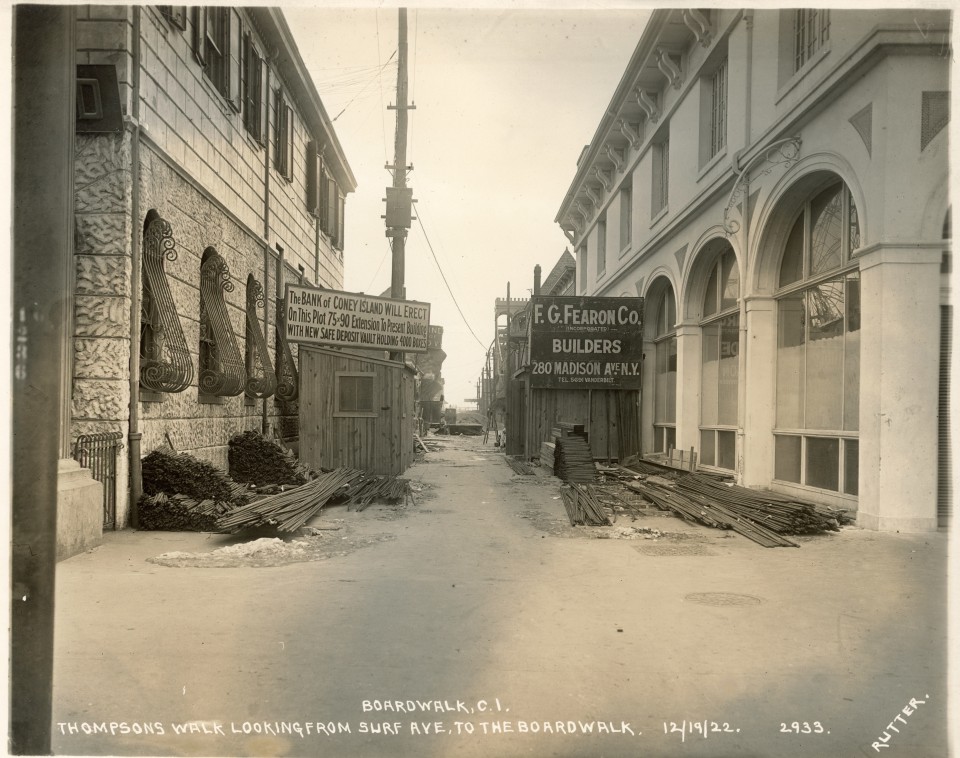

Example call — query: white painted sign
[284,284,431,353]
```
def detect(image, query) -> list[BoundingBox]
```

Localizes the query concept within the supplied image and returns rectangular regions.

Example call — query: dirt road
[52,435,950,756]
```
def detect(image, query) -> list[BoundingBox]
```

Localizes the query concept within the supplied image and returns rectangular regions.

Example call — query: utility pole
[385,7,413,362]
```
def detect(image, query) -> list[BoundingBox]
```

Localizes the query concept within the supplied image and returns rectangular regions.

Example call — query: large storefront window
[775,181,860,495]
[700,247,740,469]
[653,285,677,453]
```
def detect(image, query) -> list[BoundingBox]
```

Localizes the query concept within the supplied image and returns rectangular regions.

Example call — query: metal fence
[73,432,123,530]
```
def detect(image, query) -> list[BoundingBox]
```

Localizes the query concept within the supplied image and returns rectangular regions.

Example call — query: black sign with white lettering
[529,296,644,389]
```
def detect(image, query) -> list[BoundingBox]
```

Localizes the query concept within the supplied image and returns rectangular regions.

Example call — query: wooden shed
[298,346,416,475]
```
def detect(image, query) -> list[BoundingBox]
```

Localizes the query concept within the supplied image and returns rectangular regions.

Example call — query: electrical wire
[365,238,394,293]
[331,49,396,122]
[413,206,488,352]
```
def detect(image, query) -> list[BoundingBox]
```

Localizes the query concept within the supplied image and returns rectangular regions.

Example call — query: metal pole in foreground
[11,5,76,753]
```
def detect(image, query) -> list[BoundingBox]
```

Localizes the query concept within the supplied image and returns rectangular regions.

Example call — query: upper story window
[274,88,294,181]
[709,58,727,158]
[193,7,242,111]
[794,9,830,72]
[243,32,267,145]
[652,133,670,217]
[596,212,607,276]
[619,178,632,251]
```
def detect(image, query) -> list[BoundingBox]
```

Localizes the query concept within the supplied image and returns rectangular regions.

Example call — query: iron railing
[73,432,123,529]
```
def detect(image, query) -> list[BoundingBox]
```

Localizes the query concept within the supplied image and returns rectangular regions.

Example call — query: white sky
[285,7,652,407]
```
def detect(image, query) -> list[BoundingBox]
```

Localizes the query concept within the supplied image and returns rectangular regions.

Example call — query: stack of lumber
[505,457,536,475]
[138,492,234,532]
[627,472,851,548]
[217,468,365,533]
[539,442,556,473]
[553,435,596,483]
[676,474,853,533]
[559,484,611,526]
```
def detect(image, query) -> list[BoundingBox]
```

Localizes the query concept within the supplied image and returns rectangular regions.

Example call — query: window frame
[698,247,740,471]
[652,285,677,455]
[334,372,378,418]
[274,88,294,182]
[773,181,861,497]
[709,57,728,159]
[619,178,632,253]
[651,133,670,218]
[794,9,831,73]
[596,211,607,277]
[243,31,267,144]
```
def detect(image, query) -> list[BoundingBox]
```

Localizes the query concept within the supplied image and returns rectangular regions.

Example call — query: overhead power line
[413,206,488,353]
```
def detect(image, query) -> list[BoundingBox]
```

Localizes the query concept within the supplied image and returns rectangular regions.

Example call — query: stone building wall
[68,6,354,527]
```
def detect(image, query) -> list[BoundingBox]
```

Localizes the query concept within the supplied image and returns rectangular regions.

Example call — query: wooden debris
[559,484,612,526]
[341,475,412,511]
[627,473,851,548]
[217,468,365,533]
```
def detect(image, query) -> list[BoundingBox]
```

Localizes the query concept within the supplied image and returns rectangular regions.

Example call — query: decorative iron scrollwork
[140,210,194,393]
[198,247,246,396]
[723,137,802,234]
[275,297,299,402]
[244,274,277,399]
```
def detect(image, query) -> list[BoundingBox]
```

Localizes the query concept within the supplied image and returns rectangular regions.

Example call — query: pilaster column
[857,245,942,531]
[741,296,777,487]
[640,338,656,454]
[674,323,701,455]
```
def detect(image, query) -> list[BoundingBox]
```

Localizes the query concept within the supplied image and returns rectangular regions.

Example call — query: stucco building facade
[556,8,951,531]
[64,6,355,553]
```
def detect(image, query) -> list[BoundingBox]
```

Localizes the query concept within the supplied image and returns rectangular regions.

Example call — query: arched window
[198,247,245,398]
[652,284,677,453]
[774,181,860,494]
[700,246,740,470]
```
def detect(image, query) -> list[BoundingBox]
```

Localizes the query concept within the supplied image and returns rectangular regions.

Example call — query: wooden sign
[284,284,431,353]
[529,296,644,389]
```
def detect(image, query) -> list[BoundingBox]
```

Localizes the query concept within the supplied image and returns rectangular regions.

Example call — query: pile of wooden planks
[342,475,413,511]
[552,425,596,483]
[539,442,556,473]
[217,468,365,533]
[559,484,612,526]
[626,472,852,547]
